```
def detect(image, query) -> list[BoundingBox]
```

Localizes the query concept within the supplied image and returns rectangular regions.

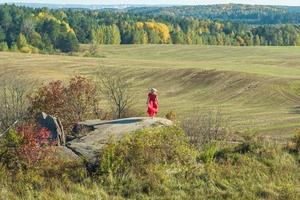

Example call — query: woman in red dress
[147,88,159,118]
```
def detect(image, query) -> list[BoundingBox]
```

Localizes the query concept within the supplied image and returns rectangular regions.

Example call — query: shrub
[181,110,227,150]
[234,135,262,154]
[31,47,39,54]
[20,46,32,53]
[293,130,300,151]
[0,42,9,51]
[165,111,177,121]
[17,33,27,49]
[97,127,198,196]
[0,75,32,132]
[199,143,218,163]
[0,129,23,170]
[29,76,101,132]
[17,126,55,167]
[67,76,100,122]
[29,80,66,117]
[10,43,19,52]
[29,32,44,49]
[0,127,299,199]
[88,42,99,56]
[0,125,55,171]
[286,130,300,153]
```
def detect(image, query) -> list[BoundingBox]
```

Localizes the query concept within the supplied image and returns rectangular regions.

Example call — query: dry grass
[1,45,300,137]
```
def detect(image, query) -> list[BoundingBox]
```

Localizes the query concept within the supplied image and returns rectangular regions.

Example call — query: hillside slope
[1,45,300,136]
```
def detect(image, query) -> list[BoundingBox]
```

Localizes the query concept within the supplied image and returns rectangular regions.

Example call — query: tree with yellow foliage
[144,22,171,44]
[91,25,121,45]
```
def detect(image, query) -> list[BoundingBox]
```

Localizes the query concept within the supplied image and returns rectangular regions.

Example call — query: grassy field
[1,45,300,137]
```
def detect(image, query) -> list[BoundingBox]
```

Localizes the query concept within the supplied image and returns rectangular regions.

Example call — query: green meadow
[1,45,300,137]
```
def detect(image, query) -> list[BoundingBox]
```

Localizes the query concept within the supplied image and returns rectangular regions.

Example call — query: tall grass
[0,127,299,199]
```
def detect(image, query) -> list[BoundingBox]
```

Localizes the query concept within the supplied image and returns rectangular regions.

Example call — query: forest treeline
[1,4,300,53]
[127,4,300,24]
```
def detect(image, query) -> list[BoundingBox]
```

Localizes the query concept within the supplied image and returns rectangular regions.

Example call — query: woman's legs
[147,101,158,118]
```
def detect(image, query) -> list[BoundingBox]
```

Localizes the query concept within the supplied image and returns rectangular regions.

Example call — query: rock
[67,117,173,164]
[53,146,82,164]
[36,112,66,146]
[47,146,85,170]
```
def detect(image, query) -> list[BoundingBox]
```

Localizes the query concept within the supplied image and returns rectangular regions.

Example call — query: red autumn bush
[17,126,56,167]
[67,75,100,122]
[29,75,101,132]
[29,80,67,118]
[0,125,55,170]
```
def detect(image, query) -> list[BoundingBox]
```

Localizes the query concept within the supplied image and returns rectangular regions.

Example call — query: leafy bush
[97,127,198,197]
[67,76,100,120]
[293,130,300,152]
[199,143,218,163]
[17,126,55,167]
[10,43,18,52]
[286,130,300,153]
[31,47,39,54]
[29,75,101,132]
[165,111,177,121]
[0,127,299,199]
[19,46,32,53]
[17,33,27,49]
[19,45,39,54]
[29,80,65,115]
[234,135,263,154]
[0,42,9,51]
[0,125,54,171]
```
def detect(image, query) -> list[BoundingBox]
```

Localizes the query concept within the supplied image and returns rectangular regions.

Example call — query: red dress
[147,93,158,117]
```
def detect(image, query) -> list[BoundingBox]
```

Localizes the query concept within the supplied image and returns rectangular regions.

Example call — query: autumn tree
[29,80,67,118]
[91,25,121,45]
[17,33,28,49]
[144,22,171,44]
[91,27,105,44]
[66,76,100,122]
[111,24,121,44]
[132,28,148,44]
[29,76,100,131]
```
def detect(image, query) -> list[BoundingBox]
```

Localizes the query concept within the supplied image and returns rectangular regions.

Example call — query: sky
[0,0,300,6]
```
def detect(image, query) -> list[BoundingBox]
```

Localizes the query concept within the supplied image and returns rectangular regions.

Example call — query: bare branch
[0,73,34,132]
[96,67,135,119]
